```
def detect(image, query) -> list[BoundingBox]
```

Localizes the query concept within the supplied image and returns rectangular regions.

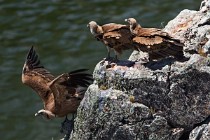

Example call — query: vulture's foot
[60,115,75,139]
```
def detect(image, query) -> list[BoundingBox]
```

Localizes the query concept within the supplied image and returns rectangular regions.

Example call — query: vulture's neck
[91,25,102,36]
[96,25,103,35]
[131,23,141,34]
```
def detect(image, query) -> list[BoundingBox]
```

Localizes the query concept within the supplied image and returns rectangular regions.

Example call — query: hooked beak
[87,24,90,28]
[125,19,128,22]
[35,112,41,117]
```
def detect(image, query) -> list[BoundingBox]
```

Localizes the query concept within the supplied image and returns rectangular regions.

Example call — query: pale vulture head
[87,21,103,36]
[125,18,140,32]
[35,109,56,119]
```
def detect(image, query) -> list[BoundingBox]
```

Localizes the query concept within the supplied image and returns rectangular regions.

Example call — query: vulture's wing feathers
[48,69,93,108]
[25,46,43,69]
[102,23,127,33]
[64,69,93,87]
[133,36,164,46]
[22,46,55,103]
[23,46,53,76]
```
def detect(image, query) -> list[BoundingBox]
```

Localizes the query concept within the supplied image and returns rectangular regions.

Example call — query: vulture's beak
[125,19,128,22]
[35,112,41,117]
[87,24,90,28]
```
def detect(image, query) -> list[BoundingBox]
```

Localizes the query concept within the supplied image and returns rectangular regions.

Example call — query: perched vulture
[87,21,138,61]
[125,18,184,60]
[22,46,92,120]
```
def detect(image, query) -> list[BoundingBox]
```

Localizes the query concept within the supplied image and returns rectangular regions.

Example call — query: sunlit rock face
[70,0,210,140]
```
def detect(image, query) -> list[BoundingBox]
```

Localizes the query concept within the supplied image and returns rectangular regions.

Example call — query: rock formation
[70,0,210,139]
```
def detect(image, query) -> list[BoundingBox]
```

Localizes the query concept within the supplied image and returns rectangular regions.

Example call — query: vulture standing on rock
[125,18,184,60]
[22,46,92,134]
[87,21,139,61]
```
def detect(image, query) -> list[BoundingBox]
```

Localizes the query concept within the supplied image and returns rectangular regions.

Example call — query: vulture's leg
[113,50,119,62]
[106,46,111,59]
[60,114,75,139]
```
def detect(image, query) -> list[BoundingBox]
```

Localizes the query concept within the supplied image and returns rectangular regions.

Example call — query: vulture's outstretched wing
[48,69,93,109]
[22,46,55,103]
[63,69,93,87]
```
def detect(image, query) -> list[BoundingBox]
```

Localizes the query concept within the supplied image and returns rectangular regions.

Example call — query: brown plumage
[22,46,92,119]
[125,18,184,60]
[87,21,138,60]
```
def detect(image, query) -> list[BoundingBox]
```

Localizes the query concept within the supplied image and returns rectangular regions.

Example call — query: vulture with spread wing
[125,18,184,60]
[87,21,138,61]
[22,47,92,120]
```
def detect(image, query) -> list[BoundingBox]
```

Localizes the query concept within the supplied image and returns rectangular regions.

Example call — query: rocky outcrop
[70,0,210,140]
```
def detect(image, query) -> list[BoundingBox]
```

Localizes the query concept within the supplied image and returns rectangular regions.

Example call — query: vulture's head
[125,18,140,31]
[87,21,102,36]
[87,21,97,27]
[35,109,56,119]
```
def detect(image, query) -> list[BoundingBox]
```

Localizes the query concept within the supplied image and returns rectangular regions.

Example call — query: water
[0,0,201,139]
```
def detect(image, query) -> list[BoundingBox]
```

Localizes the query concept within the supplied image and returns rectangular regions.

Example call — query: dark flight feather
[60,69,93,88]
[25,46,44,70]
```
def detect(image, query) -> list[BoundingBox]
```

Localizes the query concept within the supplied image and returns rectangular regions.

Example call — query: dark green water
[0,0,201,139]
